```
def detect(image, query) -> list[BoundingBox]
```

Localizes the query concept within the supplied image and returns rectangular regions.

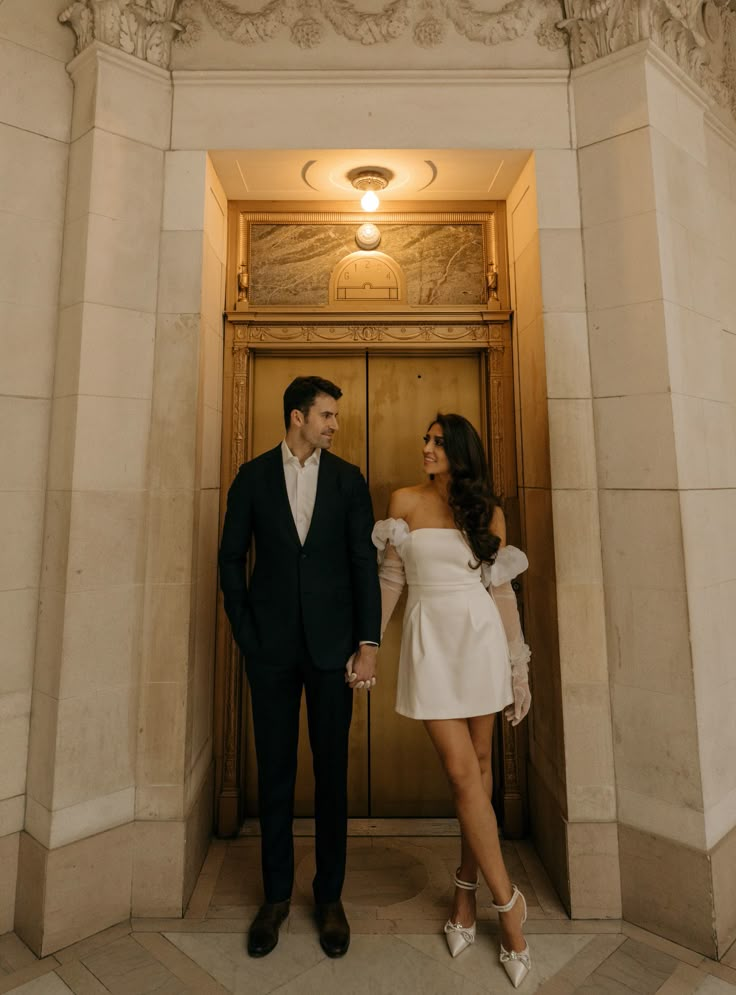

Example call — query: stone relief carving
[177,0,566,51]
[59,0,199,67]
[559,0,736,116]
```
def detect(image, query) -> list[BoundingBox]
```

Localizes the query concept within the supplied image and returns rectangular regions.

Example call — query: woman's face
[422,422,450,477]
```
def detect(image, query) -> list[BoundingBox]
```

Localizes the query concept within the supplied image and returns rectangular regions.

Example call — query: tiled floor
[2,833,736,994]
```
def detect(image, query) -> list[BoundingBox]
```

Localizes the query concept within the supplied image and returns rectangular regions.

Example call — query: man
[219,375,380,959]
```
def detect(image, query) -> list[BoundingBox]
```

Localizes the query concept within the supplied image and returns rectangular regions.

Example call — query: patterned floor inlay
[0,837,734,994]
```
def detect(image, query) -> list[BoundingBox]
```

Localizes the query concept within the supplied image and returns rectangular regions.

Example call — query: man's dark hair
[283,376,342,429]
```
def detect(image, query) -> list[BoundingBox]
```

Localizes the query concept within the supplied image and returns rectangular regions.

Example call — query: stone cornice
[67,37,173,82]
[171,66,570,86]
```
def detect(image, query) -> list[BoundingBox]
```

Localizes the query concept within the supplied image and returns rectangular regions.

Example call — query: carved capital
[59,0,191,69]
[559,0,736,120]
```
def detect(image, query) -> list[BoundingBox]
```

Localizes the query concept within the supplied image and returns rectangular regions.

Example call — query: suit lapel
[265,446,302,548]
[303,451,335,549]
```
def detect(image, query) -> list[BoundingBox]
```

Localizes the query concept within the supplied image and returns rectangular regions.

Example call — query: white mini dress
[373,518,528,721]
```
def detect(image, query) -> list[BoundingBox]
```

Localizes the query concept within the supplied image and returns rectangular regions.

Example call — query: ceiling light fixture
[348,167,393,212]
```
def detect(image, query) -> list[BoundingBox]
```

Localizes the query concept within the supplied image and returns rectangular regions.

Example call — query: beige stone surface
[131,822,185,918]
[0,302,58,400]
[579,127,656,227]
[0,124,68,226]
[162,151,208,232]
[31,825,133,956]
[594,393,678,490]
[583,211,663,311]
[551,490,603,588]
[0,795,24,838]
[63,490,147,592]
[25,788,135,852]
[680,489,736,590]
[62,394,151,490]
[543,312,592,400]
[69,47,172,149]
[612,682,702,814]
[567,822,621,919]
[605,584,693,698]
[0,589,38,696]
[52,687,136,811]
[0,213,64,310]
[644,58,706,165]
[711,821,736,957]
[136,681,187,787]
[538,229,586,314]
[534,149,581,231]
[145,491,196,587]
[556,582,608,686]
[0,692,31,801]
[171,76,571,152]
[55,586,140,701]
[55,304,155,402]
[619,823,714,957]
[598,489,686,592]
[25,691,58,813]
[14,832,47,955]
[548,399,597,490]
[0,38,72,143]
[0,0,75,62]
[0,832,19,934]
[573,50,648,148]
[562,682,616,823]
[588,299,669,398]
[141,583,192,685]
[157,229,207,315]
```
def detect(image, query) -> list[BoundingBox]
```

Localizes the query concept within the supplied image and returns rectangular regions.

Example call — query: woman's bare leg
[451,714,494,927]
[425,716,526,953]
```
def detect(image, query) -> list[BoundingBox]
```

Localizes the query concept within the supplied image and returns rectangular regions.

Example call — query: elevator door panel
[367,353,483,816]
[244,354,369,816]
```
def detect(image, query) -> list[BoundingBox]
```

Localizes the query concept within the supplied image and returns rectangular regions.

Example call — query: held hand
[504,674,531,726]
[345,644,378,691]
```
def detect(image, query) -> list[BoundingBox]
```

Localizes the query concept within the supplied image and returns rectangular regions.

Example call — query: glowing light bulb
[360,189,380,212]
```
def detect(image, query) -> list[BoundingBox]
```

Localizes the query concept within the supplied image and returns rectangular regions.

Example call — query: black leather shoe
[315,900,350,957]
[247,901,290,957]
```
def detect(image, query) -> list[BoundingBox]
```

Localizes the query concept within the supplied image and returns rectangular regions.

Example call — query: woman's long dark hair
[430,413,500,567]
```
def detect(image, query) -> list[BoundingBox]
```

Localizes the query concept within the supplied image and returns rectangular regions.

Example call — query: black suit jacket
[219,446,381,671]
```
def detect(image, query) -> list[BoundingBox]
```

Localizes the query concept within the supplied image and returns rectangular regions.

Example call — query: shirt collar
[281,439,321,468]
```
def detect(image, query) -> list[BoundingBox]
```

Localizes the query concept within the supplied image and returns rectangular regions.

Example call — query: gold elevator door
[243,351,483,818]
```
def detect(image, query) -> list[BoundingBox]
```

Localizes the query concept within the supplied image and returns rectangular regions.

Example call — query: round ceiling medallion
[355,223,381,250]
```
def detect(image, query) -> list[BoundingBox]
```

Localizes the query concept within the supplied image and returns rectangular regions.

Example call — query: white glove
[492,580,532,726]
[378,544,405,637]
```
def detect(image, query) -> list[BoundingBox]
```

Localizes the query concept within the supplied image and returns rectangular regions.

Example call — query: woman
[370,413,532,987]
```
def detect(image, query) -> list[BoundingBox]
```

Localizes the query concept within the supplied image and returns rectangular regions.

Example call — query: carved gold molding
[232,322,495,345]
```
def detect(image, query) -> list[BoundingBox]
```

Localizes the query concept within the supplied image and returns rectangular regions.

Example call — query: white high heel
[443,870,479,958]
[492,884,531,988]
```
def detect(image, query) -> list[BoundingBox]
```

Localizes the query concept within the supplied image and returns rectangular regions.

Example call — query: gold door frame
[214,203,527,837]
[214,318,527,836]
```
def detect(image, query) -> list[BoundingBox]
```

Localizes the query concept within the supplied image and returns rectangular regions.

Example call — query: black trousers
[246,631,353,905]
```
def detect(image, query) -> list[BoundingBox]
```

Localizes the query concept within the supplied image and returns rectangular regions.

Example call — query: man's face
[297,392,339,450]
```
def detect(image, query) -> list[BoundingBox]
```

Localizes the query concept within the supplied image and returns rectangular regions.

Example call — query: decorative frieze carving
[559,0,736,117]
[59,0,198,68]
[179,0,566,51]
[235,323,491,343]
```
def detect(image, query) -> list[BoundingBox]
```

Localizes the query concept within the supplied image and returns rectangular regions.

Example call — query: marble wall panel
[248,223,485,306]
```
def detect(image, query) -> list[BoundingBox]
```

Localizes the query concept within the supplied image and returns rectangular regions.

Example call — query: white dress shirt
[281,440,320,545]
